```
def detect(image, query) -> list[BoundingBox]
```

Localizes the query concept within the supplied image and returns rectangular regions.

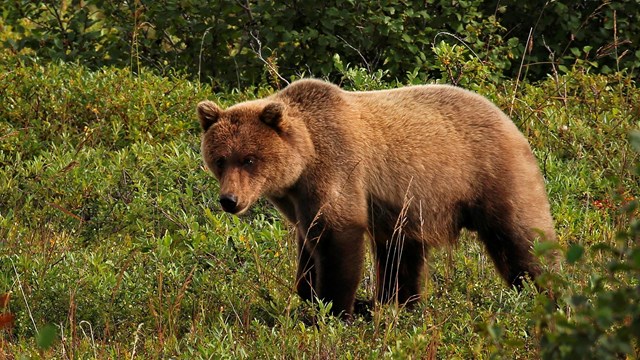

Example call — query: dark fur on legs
[374,233,426,306]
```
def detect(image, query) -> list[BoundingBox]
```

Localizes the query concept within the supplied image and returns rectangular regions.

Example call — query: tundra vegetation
[1,1,639,358]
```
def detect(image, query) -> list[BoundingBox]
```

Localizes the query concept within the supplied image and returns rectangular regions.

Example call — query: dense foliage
[2,0,639,88]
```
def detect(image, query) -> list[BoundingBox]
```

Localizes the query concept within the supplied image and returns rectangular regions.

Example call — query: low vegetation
[1,46,638,358]
[3,1,640,355]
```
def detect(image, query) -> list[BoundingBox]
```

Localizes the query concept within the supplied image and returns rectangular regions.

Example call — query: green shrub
[533,131,640,359]
[7,1,637,88]
[482,0,640,78]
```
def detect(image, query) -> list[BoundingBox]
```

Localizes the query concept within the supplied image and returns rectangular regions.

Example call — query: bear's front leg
[295,232,316,302]
[304,223,366,320]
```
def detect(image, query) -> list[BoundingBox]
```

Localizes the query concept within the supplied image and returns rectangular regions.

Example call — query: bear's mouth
[221,201,252,216]
[233,205,251,216]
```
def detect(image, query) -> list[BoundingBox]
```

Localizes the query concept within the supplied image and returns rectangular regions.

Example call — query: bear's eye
[215,157,226,169]
[242,157,256,167]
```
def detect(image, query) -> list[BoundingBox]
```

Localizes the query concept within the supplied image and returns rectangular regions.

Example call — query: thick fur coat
[198,79,555,319]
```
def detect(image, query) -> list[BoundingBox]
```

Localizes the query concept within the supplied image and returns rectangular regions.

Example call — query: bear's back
[276,80,543,243]
[285,82,542,243]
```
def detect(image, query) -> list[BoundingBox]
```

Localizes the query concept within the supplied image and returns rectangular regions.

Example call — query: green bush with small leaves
[533,132,640,359]
[4,1,638,88]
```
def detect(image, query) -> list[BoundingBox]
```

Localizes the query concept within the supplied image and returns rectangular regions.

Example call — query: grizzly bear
[197,79,555,320]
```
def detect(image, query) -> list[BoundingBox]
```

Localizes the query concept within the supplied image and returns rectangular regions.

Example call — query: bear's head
[198,99,313,215]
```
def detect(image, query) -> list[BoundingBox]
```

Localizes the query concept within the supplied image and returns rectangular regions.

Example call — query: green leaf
[629,130,640,153]
[630,249,640,268]
[534,241,560,256]
[36,324,57,350]
[570,47,581,57]
[566,244,584,264]
[333,54,344,72]
[487,324,503,340]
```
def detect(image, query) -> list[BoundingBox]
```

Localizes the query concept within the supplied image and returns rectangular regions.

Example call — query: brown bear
[197,79,555,320]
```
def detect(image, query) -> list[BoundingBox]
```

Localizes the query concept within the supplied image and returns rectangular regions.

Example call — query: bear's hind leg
[374,234,426,306]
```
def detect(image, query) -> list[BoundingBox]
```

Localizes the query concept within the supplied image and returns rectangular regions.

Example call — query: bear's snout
[219,193,239,213]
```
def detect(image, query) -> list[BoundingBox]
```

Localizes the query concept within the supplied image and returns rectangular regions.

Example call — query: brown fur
[197,79,556,319]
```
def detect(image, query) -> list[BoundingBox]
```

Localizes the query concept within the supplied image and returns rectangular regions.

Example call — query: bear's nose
[219,194,238,213]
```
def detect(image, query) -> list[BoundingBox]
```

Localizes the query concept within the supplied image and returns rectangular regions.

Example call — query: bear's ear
[197,100,222,132]
[260,102,285,130]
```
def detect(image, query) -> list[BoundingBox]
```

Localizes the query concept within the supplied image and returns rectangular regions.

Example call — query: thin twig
[232,56,241,90]
[131,322,144,360]
[249,31,290,85]
[510,28,533,117]
[614,9,620,73]
[46,201,83,222]
[10,258,38,333]
[336,35,371,72]
[432,32,481,62]
[542,35,567,107]
[79,320,97,359]
[58,323,68,360]
[198,27,214,85]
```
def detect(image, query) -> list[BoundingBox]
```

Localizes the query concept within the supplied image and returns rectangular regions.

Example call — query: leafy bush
[4,1,637,88]
[482,0,640,78]
[533,132,640,359]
